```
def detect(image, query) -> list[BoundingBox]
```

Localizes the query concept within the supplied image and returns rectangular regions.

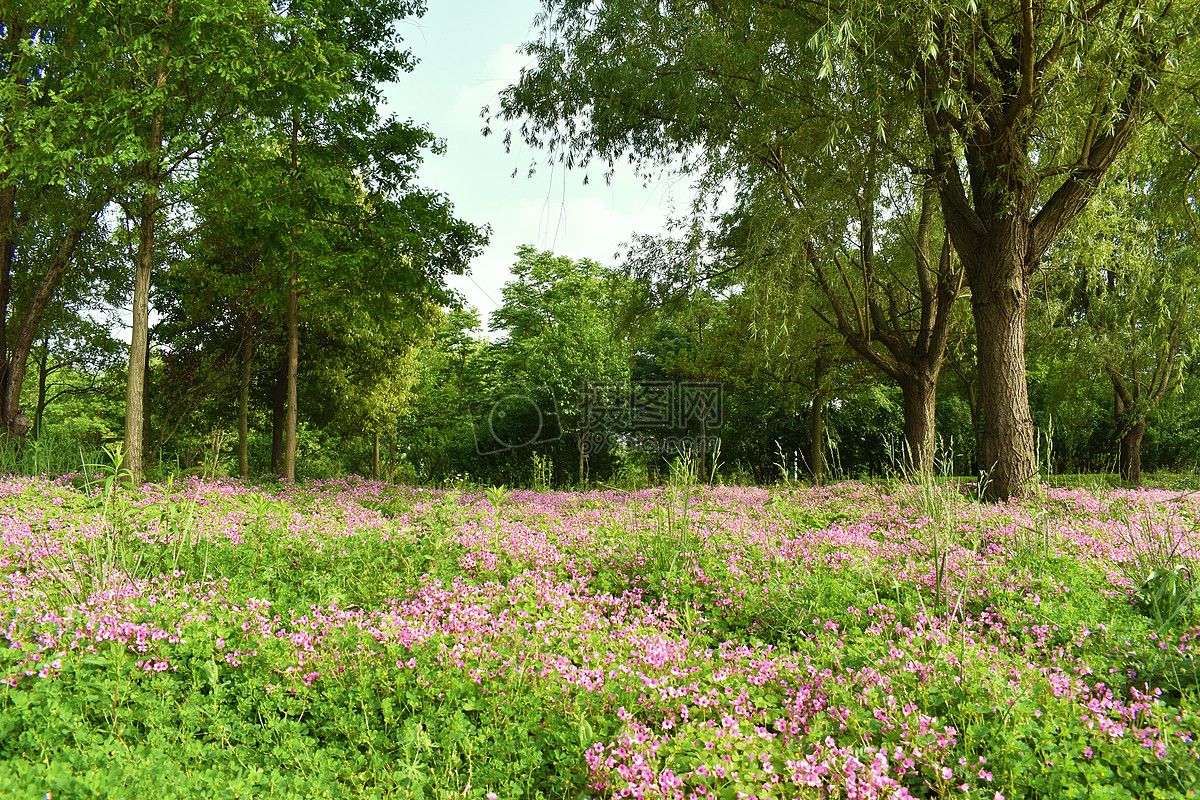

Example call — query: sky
[383,0,689,331]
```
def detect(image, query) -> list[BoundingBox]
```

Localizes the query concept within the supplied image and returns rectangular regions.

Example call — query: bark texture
[123,210,155,484]
[898,373,938,473]
[34,340,48,438]
[969,263,1036,495]
[1118,413,1146,486]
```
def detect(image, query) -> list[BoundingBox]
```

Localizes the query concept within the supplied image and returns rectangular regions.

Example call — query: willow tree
[714,171,963,475]
[1050,123,1200,484]
[496,0,1196,498]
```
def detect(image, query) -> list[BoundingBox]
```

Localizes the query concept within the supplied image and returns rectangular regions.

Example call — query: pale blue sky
[384,0,687,330]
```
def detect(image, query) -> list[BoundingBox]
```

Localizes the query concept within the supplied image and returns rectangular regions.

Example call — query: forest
[2,0,1199,497]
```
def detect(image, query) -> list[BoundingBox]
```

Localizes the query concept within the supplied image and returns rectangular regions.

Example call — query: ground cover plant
[1,471,1198,799]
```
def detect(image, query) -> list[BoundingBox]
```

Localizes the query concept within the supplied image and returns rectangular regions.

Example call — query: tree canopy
[494,0,1199,498]
[3,1,1199,493]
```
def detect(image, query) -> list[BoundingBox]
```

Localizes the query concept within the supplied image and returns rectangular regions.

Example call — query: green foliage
[5,478,1200,797]
[0,432,105,478]
[2,0,486,483]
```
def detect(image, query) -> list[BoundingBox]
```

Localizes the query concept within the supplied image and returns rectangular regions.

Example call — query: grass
[0,474,1198,798]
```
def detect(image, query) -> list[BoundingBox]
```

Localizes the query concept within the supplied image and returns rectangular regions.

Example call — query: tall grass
[0,431,106,477]
[1113,499,1200,633]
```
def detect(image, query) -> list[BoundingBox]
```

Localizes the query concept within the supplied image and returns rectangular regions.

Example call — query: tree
[495,0,1197,498]
[302,293,443,479]
[1,3,134,439]
[618,231,860,483]
[114,0,339,484]
[491,246,629,485]
[397,309,489,483]
[894,0,1191,497]
[24,314,125,439]
[714,174,964,475]
[1,0,325,476]
[156,145,483,480]
[248,0,487,481]
[806,185,962,474]
[1049,142,1200,484]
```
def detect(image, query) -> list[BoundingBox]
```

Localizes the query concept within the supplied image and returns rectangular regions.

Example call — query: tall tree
[894,0,1189,497]
[259,0,486,481]
[1,3,132,438]
[491,246,629,485]
[495,0,1196,498]
[113,0,330,484]
[1050,136,1200,484]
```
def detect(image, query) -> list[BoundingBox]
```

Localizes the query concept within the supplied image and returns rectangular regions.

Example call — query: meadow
[1,470,1198,799]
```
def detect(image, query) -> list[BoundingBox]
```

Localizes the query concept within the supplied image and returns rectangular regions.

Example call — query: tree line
[1,0,486,485]
[14,235,1200,490]
[4,0,1199,498]
[492,0,1200,499]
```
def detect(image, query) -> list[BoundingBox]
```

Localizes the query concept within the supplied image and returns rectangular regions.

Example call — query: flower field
[1,474,1198,799]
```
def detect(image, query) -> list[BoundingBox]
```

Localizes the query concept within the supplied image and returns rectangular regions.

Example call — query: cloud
[448,169,686,335]
[452,44,533,125]
[394,29,697,334]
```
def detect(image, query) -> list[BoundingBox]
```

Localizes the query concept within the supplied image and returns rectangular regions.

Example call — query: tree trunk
[809,393,825,486]
[238,334,253,478]
[1118,415,1146,486]
[960,375,984,478]
[577,435,586,487]
[283,277,299,481]
[1110,373,1147,487]
[372,431,380,480]
[142,332,154,467]
[34,338,48,439]
[0,14,24,419]
[1,228,84,436]
[282,107,300,483]
[577,389,589,486]
[971,274,1036,500]
[122,16,171,486]
[123,205,155,485]
[898,373,938,475]
[0,183,13,406]
[808,356,827,485]
[270,351,287,474]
